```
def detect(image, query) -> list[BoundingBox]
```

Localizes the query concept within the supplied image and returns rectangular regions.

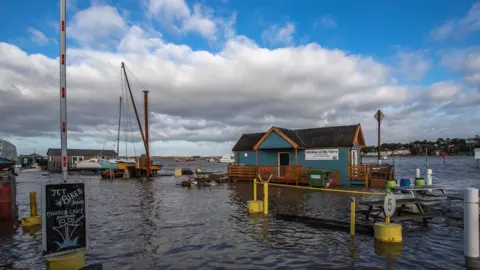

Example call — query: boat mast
[60,0,68,182]
[116,96,122,159]
[121,62,147,152]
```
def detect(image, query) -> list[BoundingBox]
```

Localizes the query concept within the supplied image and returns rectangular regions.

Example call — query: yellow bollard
[174,168,182,177]
[21,192,41,227]
[247,178,263,214]
[46,251,85,270]
[30,192,37,216]
[374,222,402,243]
[374,216,402,243]
[350,197,355,236]
[263,182,268,215]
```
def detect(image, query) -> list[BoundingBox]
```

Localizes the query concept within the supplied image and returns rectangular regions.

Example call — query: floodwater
[0,156,478,269]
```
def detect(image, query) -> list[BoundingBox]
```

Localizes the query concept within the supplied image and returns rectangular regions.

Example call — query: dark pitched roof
[276,127,305,147]
[293,125,358,148]
[233,124,360,151]
[46,148,117,156]
[232,133,265,151]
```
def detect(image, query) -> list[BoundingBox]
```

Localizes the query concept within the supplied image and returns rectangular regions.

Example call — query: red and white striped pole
[60,0,68,182]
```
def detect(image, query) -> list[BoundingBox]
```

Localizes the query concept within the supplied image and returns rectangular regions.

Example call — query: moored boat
[219,155,234,163]
[0,139,17,170]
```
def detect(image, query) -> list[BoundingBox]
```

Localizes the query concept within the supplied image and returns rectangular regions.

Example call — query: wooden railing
[348,164,394,187]
[228,165,339,186]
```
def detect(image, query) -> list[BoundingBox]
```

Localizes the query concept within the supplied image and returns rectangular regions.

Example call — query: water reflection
[1,157,476,269]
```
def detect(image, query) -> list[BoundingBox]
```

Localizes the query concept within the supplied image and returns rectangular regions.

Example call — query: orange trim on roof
[352,124,366,148]
[253,126,298,150]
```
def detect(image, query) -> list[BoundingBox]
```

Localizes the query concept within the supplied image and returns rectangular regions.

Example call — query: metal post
[59,0,68,182]
[465,188,479,259]
[377,117,381,164]
[143,90,150,177]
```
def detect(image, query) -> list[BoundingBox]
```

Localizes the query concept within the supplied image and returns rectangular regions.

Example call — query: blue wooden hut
[230,124,367,186]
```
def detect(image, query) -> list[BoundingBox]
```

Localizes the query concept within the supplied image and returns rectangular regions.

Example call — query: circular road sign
[384,193,396,217]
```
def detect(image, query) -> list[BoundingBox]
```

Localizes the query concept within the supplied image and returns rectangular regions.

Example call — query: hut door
[351,150,358,166]
[278,152,290,177]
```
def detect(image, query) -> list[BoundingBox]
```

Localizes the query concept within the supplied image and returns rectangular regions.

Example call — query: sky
[1,0,480,156]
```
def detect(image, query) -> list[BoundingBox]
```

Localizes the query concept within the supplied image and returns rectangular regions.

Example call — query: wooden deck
[228,164,394,188]
[227,165,341,187]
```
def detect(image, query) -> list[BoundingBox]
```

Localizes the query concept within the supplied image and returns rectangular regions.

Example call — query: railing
[228,165,339,186]
[348,164,394,187]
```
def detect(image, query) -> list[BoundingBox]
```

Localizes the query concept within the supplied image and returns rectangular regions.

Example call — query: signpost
[384,192,396,223]
[373,110,384,164]
[42,182,87,257]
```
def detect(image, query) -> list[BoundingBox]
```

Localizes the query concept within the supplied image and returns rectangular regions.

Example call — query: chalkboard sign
[42,182,87,256]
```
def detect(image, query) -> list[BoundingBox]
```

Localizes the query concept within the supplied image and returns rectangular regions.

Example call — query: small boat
[219,155,234,163]
[75,158,103,171]
[0,139,17,170]
[99,159,119,170]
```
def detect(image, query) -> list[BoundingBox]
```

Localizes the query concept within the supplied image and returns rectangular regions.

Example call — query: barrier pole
[268,182,385,196]
[350,197,355,236]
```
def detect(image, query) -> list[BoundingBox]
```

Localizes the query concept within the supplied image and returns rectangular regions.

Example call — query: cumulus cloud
[1,3,480,155]
[395,50,430,81]
[441,47,480,84]
[147,0,235,42]
[314,15,338,29]
[69,5,128,47]
[429,2,480,41]
[28,28,50,45]
[262,22,296,46]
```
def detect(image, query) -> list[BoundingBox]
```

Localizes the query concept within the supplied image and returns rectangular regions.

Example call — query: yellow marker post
[21,192,41,227]
[263,181,269,215]
[247,178,263,214]
[374,192,402,243]
[350,197,356,236]
[253,178,257,201]
[30,192,37,216]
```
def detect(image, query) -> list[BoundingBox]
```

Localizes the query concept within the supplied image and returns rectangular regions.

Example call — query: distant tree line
[362,136,480,155]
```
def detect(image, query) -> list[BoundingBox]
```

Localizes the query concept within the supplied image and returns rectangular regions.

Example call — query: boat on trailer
[0,139,17,170]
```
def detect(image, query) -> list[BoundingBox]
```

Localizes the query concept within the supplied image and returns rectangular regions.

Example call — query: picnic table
[358,198,438,224]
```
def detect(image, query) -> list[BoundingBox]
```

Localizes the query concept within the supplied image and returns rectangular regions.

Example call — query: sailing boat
[98,97,133,176]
